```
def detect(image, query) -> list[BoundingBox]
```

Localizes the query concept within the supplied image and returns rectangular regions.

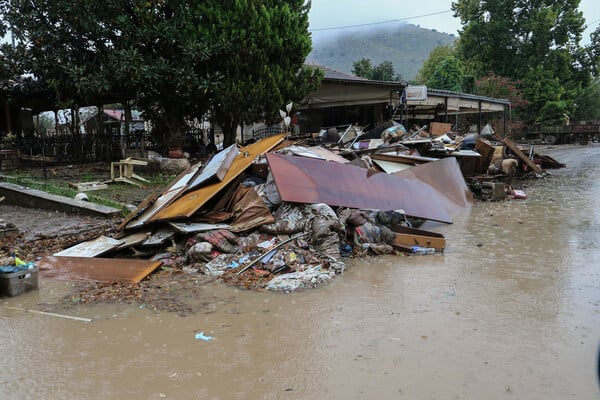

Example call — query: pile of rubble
[31,123,563,294]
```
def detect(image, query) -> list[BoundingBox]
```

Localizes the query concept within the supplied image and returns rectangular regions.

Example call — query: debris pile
[27,123,564,296]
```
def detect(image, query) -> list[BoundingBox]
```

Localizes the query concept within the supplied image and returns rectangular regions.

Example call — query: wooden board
[429,122,453,136]
[39,256,162,283]
[391,224,446,250]
[494,134,546,175]
[53,236,124,257]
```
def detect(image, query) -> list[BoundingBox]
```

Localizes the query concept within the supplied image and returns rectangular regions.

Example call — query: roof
[305,62,368,82]
[102,109,144,122]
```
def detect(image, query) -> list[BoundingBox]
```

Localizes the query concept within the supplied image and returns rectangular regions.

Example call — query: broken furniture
[108,158,149,186]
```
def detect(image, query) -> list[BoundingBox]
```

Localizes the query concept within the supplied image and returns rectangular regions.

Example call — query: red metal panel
[266,153,453,223]
[394,157,474,215]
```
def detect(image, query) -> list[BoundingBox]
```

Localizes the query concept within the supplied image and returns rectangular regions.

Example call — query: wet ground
[1,144,600,399]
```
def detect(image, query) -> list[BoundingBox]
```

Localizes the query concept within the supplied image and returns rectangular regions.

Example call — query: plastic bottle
[412,245,436,255]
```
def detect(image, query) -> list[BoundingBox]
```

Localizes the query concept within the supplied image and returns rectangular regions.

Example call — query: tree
[2,0,224,150]
[352,58,402,81]
[352,58,373,78]
[416,45,456,84]
[452,0,590,123]
[196,0,321,146]
[426,56,463,92]
[585,26,600,78]
[573,78,600,120]
[475,73,528,111]
[2,1,320,149]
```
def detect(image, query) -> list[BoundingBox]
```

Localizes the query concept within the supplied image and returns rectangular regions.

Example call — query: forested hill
[307,23,457,81]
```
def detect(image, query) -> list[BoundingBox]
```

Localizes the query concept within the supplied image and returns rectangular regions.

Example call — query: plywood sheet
[54,236,124,257]
[39,256,162,283]
[151,134,286,222]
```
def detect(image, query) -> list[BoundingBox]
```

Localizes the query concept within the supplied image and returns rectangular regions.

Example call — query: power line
[309,10,453,32]
[587,17,600,25]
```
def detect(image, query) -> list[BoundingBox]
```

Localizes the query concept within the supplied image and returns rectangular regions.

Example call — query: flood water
[1,145,599,399]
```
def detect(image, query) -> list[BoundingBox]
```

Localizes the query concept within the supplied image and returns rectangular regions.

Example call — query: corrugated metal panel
[39,256,161,283]
[266,153,453,223]
[151,134,286,222]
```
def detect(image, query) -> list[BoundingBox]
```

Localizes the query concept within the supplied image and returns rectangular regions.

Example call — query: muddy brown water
[1,145,599,399]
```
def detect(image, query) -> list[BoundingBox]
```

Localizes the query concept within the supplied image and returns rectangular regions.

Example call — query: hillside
[307,23,457,82]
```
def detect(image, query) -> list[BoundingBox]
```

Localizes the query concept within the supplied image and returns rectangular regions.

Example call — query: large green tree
[1,0,222,150]
[196,0,321,146]
[425,56,464,92]
[415,45,456,84]
[451,0,590,122]
[2,0,320,149]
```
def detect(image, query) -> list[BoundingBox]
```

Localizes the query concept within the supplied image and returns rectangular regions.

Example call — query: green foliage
[416,45,456,84]
[194,0,321,146]
[452,0,590,123]
[573,78,600,120]
[475,73,527,110]
[426,56,463,92]
[352,58,373,78]
[352,58,402,81]
[537,101,568,125]
[586,26,600,78]
[2,0,320,148]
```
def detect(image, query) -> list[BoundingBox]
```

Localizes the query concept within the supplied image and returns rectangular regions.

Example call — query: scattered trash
[411,246,436,255]
[195,332,213,341]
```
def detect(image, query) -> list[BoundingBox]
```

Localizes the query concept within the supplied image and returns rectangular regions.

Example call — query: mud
[1,144,600,399]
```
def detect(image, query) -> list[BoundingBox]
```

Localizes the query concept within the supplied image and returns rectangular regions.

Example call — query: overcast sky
[309,0,600,45]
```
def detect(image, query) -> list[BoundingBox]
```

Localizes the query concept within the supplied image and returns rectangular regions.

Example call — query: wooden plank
[39,256,162,283]
[391,224,445,250]
[151,134,286,222]
[429,122,453,136]
[393,232,446,250]
[53,236,124,257]
[494,134,546,175]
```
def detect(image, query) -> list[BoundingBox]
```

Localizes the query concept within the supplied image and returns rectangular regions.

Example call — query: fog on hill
[308,23,456,81]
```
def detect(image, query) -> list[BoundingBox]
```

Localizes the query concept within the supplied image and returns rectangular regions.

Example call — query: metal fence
[13,128,215,164]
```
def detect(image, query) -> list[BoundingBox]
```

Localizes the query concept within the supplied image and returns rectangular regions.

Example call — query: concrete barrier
[0,182,122,218]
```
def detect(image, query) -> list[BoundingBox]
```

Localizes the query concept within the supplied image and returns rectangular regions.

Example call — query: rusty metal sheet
[266,153,453,223]
[394,157,474,215]
[151,134,286,222]
[53,236,124,257]
[39,256,162,283]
